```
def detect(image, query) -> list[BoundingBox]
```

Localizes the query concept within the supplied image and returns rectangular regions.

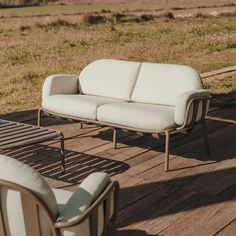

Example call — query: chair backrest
[131,62,203,106]
[79,59,141,101]
[0,155,59,236]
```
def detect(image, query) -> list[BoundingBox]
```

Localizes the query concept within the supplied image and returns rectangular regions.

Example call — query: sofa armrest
[175,89,211,126]
[42,74,79,100]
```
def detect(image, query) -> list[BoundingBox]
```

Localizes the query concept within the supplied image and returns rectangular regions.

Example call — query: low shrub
[163,12,175,19]
[83,14,108,24]
[140,14,154,22]
[37,19,77,29]
[20,25,31,31]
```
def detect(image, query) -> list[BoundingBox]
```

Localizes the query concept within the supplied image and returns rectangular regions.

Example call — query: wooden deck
[0,106,236,236]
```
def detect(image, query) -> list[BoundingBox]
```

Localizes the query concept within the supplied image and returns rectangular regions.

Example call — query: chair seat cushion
[52,188,73,214]
[42,94,122,120]
[97,102,176,132]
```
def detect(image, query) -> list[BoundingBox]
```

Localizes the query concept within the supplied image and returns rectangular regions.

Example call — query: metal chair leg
[202,120,210,155]
[37,109,42,126]
[165,131,170,172]
[80,122,83,129]
[60,133,66,174]
[113,129,117,149]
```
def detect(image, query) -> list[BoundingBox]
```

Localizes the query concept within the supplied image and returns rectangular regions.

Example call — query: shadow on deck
[0,106,236,235]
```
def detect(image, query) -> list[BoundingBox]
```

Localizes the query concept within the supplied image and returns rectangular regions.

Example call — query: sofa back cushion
[79,59,141,101]
[131,63,202,106]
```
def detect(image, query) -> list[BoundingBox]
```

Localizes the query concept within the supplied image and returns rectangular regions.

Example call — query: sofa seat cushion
[97,102,176,132]
[42,94,122,120]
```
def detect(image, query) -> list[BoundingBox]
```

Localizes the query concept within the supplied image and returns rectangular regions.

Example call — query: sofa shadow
[95,107,236,166]
[112,229,156,236]
[0,144,129,184]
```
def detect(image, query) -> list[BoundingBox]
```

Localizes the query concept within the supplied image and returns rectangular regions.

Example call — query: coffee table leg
[37,109,42,126]
[60,133,66,174]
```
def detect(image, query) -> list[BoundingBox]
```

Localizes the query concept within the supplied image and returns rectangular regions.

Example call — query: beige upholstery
[52,188,73,213]
[0,155,117,236]
[97,102,176,132]
[59,172,111,221]
[0,154,58,236]
[131,63,202,106]
[41,60,209,132]
[58,172,111,236]
[42,74,79,100]
[79,59,141,101]
[42,94,122,120]
[175,89,210,125]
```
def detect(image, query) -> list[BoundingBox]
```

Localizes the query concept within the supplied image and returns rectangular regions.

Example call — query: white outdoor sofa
[38,59,211,171]
[0,154,119,236]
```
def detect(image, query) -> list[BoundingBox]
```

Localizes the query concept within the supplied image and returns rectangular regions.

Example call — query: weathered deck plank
[0,107,235,235]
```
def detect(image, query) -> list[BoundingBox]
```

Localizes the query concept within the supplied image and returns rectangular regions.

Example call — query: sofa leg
[165,131,170,172]
[37,109,42,126]
[80,122,83,129]
[202,120,210,155]
[113,129,117,149]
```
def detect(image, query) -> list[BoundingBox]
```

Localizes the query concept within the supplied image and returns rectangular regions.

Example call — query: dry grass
[0,4,236,114]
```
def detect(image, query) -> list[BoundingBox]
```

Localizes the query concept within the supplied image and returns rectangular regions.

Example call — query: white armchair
[0,154,119,236]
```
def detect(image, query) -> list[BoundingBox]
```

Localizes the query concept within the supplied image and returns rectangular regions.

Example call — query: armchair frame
[0,179,119,236]
[38,96,210,172]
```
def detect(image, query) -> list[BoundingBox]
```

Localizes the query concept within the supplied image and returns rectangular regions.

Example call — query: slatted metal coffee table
[0,119,65,174]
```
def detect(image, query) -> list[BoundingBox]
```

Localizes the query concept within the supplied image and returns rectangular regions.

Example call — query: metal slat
[104,194,111,234]
[0,125,37,136]
[0,119,65,174]
[0,193,7,236]
[90,208,98,236]
[0,128,51,142]
[0,130,56,147]
[0,123,23,131]
[0,133,61,149]
[21,193,41,236]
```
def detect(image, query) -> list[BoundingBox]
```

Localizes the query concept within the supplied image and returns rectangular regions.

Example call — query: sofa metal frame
[0,179,119,236]
[38,96,210,172]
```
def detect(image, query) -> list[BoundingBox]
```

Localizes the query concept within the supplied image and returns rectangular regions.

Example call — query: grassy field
[1,0,236,17]
[0,2,236,114]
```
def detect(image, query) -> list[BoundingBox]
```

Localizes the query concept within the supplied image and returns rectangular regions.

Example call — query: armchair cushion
[97,102,176,132]
[42,74,79,100]
[42,94,122,120]
[175,89,210,126]
[58,172,111,222]
[57,172,111,236]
